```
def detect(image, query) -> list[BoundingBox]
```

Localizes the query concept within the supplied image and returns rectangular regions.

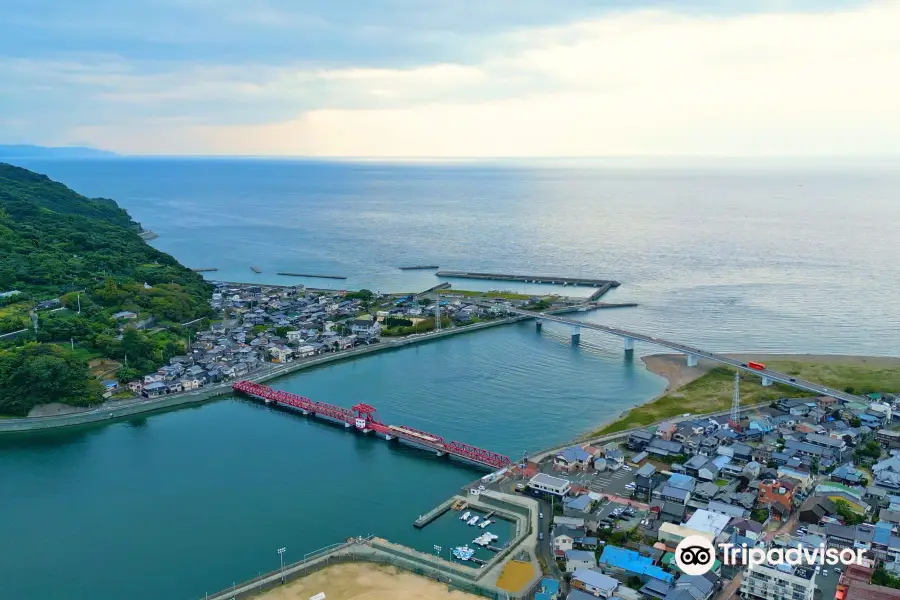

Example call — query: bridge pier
[436,450,446,457]
[536,319,542,332]
[686,354,698,368]
[623,337,634,353]
[761,376,772,387]
[571,325,581,344]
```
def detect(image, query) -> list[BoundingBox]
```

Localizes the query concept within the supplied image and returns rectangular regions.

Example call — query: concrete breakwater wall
[0,316,532,434]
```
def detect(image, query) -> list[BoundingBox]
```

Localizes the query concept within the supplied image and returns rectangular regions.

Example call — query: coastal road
[502,306,869,404]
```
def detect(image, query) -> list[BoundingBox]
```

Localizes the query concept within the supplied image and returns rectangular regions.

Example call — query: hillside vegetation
[0,163,213,415]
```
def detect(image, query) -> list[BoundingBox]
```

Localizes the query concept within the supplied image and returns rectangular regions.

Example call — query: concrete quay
[436,270,620,287]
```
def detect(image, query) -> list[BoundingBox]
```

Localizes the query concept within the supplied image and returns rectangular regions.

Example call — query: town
[497,390,900,600]
[116,282,556,400]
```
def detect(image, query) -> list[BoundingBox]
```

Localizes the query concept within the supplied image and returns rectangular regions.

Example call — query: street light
[278,547,287,583]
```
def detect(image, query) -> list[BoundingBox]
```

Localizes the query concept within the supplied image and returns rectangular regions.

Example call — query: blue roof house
[599,546,675,585]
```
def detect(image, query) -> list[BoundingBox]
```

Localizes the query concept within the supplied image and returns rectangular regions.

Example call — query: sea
[1,157,899,600]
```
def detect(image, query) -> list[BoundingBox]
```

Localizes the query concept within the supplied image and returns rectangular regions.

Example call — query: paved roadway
[503,306,868,404]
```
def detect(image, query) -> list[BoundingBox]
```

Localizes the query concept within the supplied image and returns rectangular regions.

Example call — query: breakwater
[399,265,439,270]
[277,272,348,280]
[436,270,619,287]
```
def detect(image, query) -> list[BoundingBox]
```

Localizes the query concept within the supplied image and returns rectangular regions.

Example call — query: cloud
[4,0,899,156]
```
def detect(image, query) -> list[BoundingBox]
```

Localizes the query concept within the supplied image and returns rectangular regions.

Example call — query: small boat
[459,511,471,521]
[473,534,490,546]
[452,545,475,561]
[467,516,480,526]
[479,519,492,529]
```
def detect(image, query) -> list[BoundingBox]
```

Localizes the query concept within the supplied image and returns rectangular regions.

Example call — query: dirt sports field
[252,563,481,600]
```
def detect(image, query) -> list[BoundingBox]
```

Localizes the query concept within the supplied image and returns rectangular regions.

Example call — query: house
[758,479,795,519]
[657,421,677,441]
[180,378,202,391]
[111,311,138,320]
[552,526,580,553]
[628,429,655,450]
[660,486,690,505]
[286,331,304,343]
[528,473,572,497]
[101,379,119,393]
[635,464,660,498]
[684,455,720,481]
[127,381,143,393]
[564,494,592,514]
[142,382,168,397]
[647,439,684,459]
[878,429,900,449]
[349,319,381,336]
[564,549,595,572]
[598,546,674,585]
[831,463,868,486]
[874,457,900,490]
[684,509,732,537]
[268,345,293,363]
[570,569,618,598]
[665,574,716,600]
[799,496,838,524]
[604,448,625,470]
[555,447,592,472]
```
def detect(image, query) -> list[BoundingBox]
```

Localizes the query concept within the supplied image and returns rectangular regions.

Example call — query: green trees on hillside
[0,162,212,414]
[0,343,103,415]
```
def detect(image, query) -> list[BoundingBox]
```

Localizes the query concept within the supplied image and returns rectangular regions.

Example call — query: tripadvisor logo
[675,536,717,576]
[675,535,867,576]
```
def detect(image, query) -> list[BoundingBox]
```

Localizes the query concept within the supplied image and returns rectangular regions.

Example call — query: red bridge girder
[447,441,512,468]
[232,381,510,469]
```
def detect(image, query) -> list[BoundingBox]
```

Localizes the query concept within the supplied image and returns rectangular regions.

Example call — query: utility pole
[77,293,81,314]
[278,547,287,583]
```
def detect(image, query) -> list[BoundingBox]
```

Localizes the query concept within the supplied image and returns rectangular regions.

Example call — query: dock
[399,265,439,270]
[250,266,261,273]
[588,281,614,301]
[414,499,453,529]
[277,272,347,280]
[192,268,219,272]
[436,270,619,288]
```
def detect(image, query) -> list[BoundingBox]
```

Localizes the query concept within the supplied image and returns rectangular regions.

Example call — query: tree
[274,326,291,338]
[834,499,865,526]
[0,343,103,415]
[850,417,862,427]
[855,439,883,461]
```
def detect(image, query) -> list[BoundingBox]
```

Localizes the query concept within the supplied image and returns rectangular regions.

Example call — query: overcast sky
[2,0,899,157]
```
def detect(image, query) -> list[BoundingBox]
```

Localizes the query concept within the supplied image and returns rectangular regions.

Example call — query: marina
[436,270,620,287]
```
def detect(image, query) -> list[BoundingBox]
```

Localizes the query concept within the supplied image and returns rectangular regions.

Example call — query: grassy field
[592,357,900,436]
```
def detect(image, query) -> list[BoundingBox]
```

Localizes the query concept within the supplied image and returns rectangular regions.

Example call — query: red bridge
[232,381,511,470]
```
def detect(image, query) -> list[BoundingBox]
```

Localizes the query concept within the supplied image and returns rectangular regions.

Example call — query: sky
[2,0,899,157]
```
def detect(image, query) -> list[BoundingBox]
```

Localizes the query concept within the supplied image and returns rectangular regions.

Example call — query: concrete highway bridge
[494,305,868,404]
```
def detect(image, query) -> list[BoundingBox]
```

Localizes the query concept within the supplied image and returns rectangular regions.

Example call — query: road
[502,306,868,404]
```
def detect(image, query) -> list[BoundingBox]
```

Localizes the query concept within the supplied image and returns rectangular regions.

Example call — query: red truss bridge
[232,381,511,470]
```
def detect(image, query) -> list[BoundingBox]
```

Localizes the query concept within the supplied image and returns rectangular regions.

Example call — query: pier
[413,499,453,528]
[191,267,219,272]
[436,270,620,287]
[232,381,512,469]
[588,281,614,301]
[399,265,439,270]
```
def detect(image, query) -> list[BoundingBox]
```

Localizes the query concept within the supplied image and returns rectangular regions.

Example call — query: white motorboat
[459,511,471,521]
[467,516,480,526]
[479,519,492,529]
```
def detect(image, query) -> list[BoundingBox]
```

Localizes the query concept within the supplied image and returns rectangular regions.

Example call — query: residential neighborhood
[113,282,529,400]
[507,390,900,600]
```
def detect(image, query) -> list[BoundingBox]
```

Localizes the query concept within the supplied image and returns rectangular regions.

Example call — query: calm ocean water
[2,158,899,599]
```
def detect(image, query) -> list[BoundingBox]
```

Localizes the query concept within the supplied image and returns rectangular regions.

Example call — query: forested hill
[0,163,213,416]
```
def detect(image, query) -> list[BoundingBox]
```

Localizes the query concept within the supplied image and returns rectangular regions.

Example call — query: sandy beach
[252,563,481,600]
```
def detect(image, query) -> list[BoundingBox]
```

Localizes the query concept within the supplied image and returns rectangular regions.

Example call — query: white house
[564,550,596,573]
[286,331,304,343]
[269,346,294,363]
[296,345,317,358]
[350,319,381,336]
